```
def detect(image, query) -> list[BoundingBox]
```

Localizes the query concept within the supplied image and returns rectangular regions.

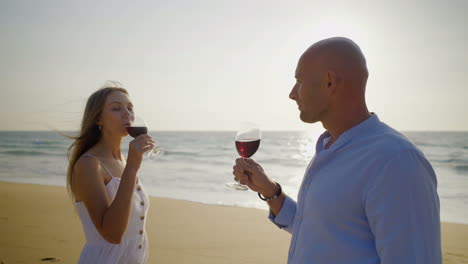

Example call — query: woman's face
[98,91,134,137]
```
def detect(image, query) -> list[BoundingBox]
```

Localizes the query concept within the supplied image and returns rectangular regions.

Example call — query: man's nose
[289,84,297,100]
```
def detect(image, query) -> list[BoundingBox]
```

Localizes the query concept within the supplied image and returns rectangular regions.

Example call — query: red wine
[235,139,260,158]
[126,126,148,138]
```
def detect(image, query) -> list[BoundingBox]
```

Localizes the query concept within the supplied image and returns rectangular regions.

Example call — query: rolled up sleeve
[268,195,297,234]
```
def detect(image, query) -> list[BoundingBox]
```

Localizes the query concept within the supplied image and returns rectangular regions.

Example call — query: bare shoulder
[72,154,104,200]
[75,154,101,177]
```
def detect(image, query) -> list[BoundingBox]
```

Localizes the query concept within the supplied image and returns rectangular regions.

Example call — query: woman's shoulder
[72,152,107,200]
[74,152,111,183]
[76,152,101,169]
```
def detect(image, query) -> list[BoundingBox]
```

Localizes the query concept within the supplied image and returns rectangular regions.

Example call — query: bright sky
[1,0,466,131]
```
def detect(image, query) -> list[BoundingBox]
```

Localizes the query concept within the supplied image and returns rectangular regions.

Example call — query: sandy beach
[0,182,467,264]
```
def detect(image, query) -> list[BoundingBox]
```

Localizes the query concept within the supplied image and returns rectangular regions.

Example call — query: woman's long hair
[66,84,129,202]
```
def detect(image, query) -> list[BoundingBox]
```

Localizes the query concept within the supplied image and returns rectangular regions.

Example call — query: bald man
[233,37,441,263]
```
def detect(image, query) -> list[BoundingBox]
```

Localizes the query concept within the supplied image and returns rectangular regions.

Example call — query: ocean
[1,131,467,224]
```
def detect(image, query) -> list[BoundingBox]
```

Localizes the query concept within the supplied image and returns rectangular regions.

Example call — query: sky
[1,0,467,132]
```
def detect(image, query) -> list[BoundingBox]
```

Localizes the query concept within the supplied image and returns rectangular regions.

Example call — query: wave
[162,150,201,157]
[0,146,64,153]
[0,150,64,157]
[433,158,468,165]
[32,140,63,146]
[0,141,65,149]
[256,158,307,167]
[455,165,468,173]
[205,159,231,166]
[161,149,232,158]
[412,141,443,147]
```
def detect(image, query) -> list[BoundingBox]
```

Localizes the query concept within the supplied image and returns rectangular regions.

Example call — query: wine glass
[126,115,161,159]
[226,123,262,191]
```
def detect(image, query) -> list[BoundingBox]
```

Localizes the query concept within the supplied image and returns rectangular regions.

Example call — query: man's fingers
[235,158,245,168]
[242,158,261,170]
[233,165,244,173]
[232,166,244,179]
[232,164,244,175]
[236,158,257,172]
[243,158,259,167]
[232,166,250,185]
[238,175,250,185]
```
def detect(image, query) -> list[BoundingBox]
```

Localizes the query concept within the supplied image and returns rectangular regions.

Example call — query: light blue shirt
[270,114,441,264]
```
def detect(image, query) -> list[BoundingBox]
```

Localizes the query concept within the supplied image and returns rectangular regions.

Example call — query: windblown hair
[66,82,128,202]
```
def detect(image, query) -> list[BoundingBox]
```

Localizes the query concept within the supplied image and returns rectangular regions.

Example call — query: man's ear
[327,71,338,94]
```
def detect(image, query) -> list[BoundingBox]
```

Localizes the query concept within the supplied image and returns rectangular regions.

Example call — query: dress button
[140,216,145,220]
[141,201,145,206]
[138,245,142,249]
[137,186,141,191]
[139,230,143,235]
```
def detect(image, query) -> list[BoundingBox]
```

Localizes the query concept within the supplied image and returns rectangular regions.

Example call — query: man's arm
[365,149,442,263]
[267,194,297,234]
[233,158,297,234]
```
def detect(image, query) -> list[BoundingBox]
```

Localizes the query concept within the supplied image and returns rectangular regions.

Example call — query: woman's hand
[126,134,155,170]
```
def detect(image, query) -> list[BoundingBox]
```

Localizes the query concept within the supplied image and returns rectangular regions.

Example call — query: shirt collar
[316,113,381,153]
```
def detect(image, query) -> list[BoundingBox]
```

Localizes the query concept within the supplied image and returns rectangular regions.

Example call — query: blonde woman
[67,84,154,263]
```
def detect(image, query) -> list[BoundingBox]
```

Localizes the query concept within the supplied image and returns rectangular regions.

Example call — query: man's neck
[322,108,371,149]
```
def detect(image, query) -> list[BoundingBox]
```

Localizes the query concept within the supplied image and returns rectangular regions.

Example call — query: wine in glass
[226,123,261,191]
[126,115,161,158]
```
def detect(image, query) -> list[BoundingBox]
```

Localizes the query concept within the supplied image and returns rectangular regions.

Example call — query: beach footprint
[40,257,62,262]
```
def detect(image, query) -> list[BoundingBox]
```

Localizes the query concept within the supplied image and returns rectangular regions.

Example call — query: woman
[67,84,155,263]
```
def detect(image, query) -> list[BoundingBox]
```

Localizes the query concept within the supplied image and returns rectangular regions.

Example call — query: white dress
[75,154,150,264]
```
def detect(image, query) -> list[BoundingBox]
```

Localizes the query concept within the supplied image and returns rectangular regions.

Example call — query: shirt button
[138,245,142,249]
[139,230,143,235]
[137,186,141,191]
[140,216,145,220]
[296,215,300,220]
[140,201,145,206]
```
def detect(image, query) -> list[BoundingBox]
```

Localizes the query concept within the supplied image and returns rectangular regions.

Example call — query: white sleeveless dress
[75,154,150,264]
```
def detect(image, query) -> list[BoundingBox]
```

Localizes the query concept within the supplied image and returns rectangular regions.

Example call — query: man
[232,37,442,263]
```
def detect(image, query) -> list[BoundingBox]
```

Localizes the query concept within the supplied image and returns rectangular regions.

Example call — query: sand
[0,182,467,263]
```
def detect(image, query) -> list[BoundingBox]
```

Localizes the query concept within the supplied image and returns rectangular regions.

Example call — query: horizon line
[1,129,468,133]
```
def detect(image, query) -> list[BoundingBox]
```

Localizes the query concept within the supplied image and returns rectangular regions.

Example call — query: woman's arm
[73,135,152,244]
[74,156,137,244]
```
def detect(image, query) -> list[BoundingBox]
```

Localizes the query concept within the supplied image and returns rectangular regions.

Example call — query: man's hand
[232,158,279,198]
